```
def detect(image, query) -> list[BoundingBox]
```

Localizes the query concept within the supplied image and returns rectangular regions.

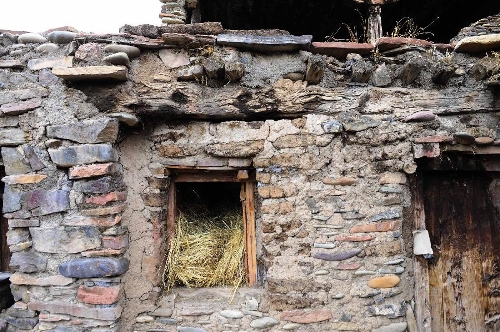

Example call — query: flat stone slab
[48,144,118,167]
[30,227,100,253]
[311,42,373,59]
[281,309,332,323]
[52,66,127,81]
[313,248,362,261]
[217,34,312,52]
[159,22,223,35]
[46,118,118,144]
[455,34,500,53]
[59,257,129,278]
[28,301,121,321]
[0,128,28,146]
[28,57,73,71]
[0,60,24,69]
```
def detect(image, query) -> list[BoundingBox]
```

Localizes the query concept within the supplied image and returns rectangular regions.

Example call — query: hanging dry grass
[163,208,246,291]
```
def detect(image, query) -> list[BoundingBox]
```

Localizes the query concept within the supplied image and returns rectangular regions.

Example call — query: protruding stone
[48,144,118,167]
[202,58,224,80]
[313,248,362,261]
[24,188,70,216]
[9,252,47,273]
[281,309,332,323]
[47,118,119,144]
[414,143,440,158]
[28,301,121,321]
[10,273,74,286]
[371,63,392,87]
[108,112,140,126]
[103,44,140,58]
[59,257,129,278]
[52,66,127,81]
[85,191,127,205]
[69,163,120,179]
[453,132,475,145]
[305,55,325,84]
[77,285,121,304]
[81,204,127,216]
[376,37,432,51]
[0,128,28,146]
[1,98,42,115]
[249,317,279,329]
[47,31,76,44]
[0,60,24,69]
[178,65,204,81]
[158,49,190,69]
[150,307,173,317]
[404,111,437,122]
[455,34,500,53]
[63,215,121,227]
[322,120,343,133]
[103,52,131,67]
[6,229,29,246]
[3,185,22,213]
[18,33,47,44]
[337,262,362,270]
[350,220,401,233]
[225,61,245,82]
[74,43,103,62]
[368,275,400,288]
[2,174,47,185]
[475,137,494,145]
[159,22,223,35]
[30,227,100,253]
[343,116,380,132]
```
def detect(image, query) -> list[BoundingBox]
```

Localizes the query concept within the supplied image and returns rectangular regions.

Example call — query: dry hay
[163,208,246,291]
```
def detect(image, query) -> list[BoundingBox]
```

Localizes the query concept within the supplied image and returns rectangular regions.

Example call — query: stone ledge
[52,66,128,82]
[216,34,312,53]
[311,42,373,59]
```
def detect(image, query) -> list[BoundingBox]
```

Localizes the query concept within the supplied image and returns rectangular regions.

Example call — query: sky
[0,0,160,33]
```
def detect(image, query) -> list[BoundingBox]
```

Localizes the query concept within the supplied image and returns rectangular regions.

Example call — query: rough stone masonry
[1,2,500,331]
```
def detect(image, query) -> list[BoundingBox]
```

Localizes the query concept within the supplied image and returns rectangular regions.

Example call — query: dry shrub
[163,208,246,291]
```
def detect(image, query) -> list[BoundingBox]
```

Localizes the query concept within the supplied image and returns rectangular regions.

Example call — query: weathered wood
[216,34,312,53]
[167,184,176,247]
[0,216,9,271]
[173,170,254,183]
[123,82,500,120]
[159,22,223,35]
[367,6,382,45]
[162,33,216,48]
[410,174,432,332]
[242,182,257,286]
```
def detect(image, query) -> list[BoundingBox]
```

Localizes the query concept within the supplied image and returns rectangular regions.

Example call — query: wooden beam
[166,184,177,247]
[172,170,255,183]
[410,174,432,332]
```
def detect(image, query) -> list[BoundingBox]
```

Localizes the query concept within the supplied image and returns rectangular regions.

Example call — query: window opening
[164,169,257,291]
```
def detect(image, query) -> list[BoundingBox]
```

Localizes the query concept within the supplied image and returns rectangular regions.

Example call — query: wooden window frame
[166,168,258,286]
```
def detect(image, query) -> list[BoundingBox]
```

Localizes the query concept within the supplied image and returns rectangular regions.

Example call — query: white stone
[372,322,408,332]
[18,33,47,44]
[220,310,244,319]
[283,323,301,330]
[250,317,279,329]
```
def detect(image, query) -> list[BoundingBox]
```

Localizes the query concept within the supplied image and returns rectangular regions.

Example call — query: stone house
[1,0,500,331]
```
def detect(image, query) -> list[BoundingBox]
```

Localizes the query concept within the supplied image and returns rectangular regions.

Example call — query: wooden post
[367,5,382,45]
[411,173,432,332]
[167,183,177,247]
[242,182,257,286]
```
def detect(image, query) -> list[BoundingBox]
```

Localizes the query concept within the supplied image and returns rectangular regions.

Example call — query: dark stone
[48,144,118,167]
[59,257,129,278]
[67,41,78,56]
[5,308,37,318]
[432,61,456,85]
[368,210,401,222]
[3,185,22,213]
[225,61,245,82]
[0,128,28,146]
[454,132,475,145]
[371,64,392,87]
[46,119,119,144]
[322,120,343,133]
[73,176,118,194]
[313,249,362,261]
[216,34,312,53]
[305,55,325,84]
[47,31,76,44]
[159,22,223,35]
[119,24,160,38]
[400,55,426,84]
[202,58,225,80]
[30,227,100,253]
[9,252,47,273]
[24,189,70,216]
[351,60,374,83]
[5,317,38,330]
[39,68,60,86]
[2,147,32,175]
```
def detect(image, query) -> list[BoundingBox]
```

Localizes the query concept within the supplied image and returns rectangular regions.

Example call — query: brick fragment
[69,163,120,179]
[350,220,401,233]
[85,191,127,205]
[77,285,121,305]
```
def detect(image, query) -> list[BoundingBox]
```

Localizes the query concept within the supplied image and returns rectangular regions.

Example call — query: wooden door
[424,171,500,331]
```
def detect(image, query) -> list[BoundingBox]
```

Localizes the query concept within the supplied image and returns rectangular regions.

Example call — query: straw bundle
[163,208,246,291]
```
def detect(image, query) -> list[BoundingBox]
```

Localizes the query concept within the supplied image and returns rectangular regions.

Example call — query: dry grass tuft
[390,17,437,40]
[163,208,246,291]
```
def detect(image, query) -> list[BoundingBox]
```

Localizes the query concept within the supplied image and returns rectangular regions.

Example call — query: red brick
[69,163,120,179]
[39,313,71,322]
[77,285,121,305]
[85,191,127,205]
[350,220,401,233]
[335,235,374,242]
[311,42,373,59]
[323,177,357,186]
[81,203,126,216]
[102,235,128,250]
[376,36,432,51]
[2,174,47,185]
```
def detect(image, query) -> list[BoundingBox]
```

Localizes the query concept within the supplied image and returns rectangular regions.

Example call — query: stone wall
[0,16,500,332]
